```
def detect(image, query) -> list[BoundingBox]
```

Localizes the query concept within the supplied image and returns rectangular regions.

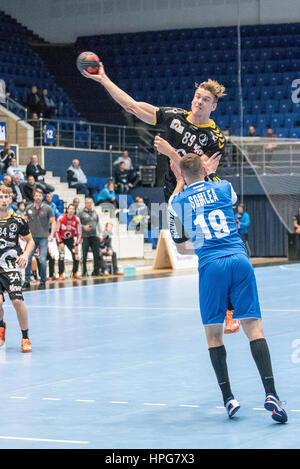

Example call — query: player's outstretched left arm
[82,63,156,125]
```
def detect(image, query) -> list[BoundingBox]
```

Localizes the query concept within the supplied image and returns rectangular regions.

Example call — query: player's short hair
[179,153,203,179]
[0,184,12,194]
[195,78,226,102]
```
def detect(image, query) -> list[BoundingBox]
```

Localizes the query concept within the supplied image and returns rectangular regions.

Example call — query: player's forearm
[101,77,155,124]
[23,237,35,257]
[101,75,136,112]
[171,179,185,198]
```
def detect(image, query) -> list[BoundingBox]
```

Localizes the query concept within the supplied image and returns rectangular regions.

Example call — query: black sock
[250,338,278,398]
[22,329,29,339]
[209,345,234,404]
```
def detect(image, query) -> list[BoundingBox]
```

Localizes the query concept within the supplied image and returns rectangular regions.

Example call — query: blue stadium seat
[289,128,300,138]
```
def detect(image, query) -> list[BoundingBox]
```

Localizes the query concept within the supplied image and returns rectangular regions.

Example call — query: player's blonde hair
[179,153,203,179]
[195,79,226,102]
[0,184,12,194]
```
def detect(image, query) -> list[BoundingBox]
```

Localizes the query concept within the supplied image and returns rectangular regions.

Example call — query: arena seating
[0,9,100,148]
[76,23,300,138]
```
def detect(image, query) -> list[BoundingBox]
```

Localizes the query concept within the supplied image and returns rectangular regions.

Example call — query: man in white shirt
[67,159,89,197]
[7,158,25,182]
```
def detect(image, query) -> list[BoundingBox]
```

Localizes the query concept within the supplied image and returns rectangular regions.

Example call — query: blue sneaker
[225,397,240,419]
[264,394,288,423]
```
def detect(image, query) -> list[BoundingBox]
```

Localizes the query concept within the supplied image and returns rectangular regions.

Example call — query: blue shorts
[198,254,262,325]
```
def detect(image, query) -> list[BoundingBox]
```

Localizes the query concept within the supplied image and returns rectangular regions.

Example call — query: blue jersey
[170,179,247,269]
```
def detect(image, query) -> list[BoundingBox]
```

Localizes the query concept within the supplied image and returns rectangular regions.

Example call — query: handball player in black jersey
[82,63,239,334]
[0,185,35,352]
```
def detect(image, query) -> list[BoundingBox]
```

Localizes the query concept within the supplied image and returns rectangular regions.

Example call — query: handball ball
[76,51,100,74]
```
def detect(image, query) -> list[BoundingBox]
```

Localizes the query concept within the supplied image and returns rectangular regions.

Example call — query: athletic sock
[250,338,278,398]
[209,345,234,404]
[21,329,29,339]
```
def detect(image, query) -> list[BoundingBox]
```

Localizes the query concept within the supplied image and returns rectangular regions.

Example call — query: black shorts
[0,270,24,301]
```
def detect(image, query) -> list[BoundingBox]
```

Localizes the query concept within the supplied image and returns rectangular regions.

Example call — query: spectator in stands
[293,206,300,234]
[22,175,40,205]
[11,174,25,205]
[100,222,123,276]
[2,174,17,210]
[26,154,54,194]
[16,200,26,216]
[248,125,258,137]
[23,187,56,290]
[67,159,90,197]
[113,150,134,171]
[44,192,62,219]
[113,150,139,188]
[26,85,41,117]
[94,180,118,208]
[79,198,108,277]
[264,127,278,165]
[40,89,56,119]
[7,157,25,181]
[114,161,133,194]
[72,197,81,214]
[0,141,15,174]
[235,204,251,257]
[31,113,42,145]
[128,196,150,232]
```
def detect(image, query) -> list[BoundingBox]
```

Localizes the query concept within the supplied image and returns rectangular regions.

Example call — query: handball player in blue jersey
[154,136,287,423]
[82,64,239,334]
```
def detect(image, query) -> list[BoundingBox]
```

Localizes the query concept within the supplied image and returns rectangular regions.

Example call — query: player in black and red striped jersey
[82,64,239,334]
[55,204,82,281]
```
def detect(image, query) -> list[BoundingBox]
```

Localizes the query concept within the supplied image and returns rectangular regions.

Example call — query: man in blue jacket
[235,204,251,257]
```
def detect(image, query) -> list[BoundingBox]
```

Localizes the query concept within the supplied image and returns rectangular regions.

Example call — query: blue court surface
[0,263,300,449]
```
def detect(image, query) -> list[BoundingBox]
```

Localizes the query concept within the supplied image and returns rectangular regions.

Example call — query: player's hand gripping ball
[76,51,100,74]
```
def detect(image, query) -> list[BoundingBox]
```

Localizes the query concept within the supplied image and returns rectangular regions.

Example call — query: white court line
[143,403,167,407]
[110,401,129,404]
[22,274,196,296]
[42,398,61,401]
[75,399,95,403]
[6,396,300,413]
[279,265,300,271]
[23,305,199,311]
[179,404,200,408]
[0,435,88,444]
[262,309,300,312]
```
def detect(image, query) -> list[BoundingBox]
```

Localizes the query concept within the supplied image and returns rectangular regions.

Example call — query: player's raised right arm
[82,63,156,125]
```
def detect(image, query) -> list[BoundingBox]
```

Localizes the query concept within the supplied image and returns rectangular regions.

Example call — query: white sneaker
[225,398,240,418]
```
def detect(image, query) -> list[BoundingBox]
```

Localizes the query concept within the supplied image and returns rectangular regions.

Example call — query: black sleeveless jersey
[154,107,226,199]
[0,211,31,273]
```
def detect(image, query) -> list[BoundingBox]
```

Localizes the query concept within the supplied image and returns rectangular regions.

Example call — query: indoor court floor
[0,263,300,449]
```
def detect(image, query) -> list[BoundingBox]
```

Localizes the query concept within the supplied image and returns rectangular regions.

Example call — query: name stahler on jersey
[0,211,31,273]
[169,179,247,269]
[154,107,226,196]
